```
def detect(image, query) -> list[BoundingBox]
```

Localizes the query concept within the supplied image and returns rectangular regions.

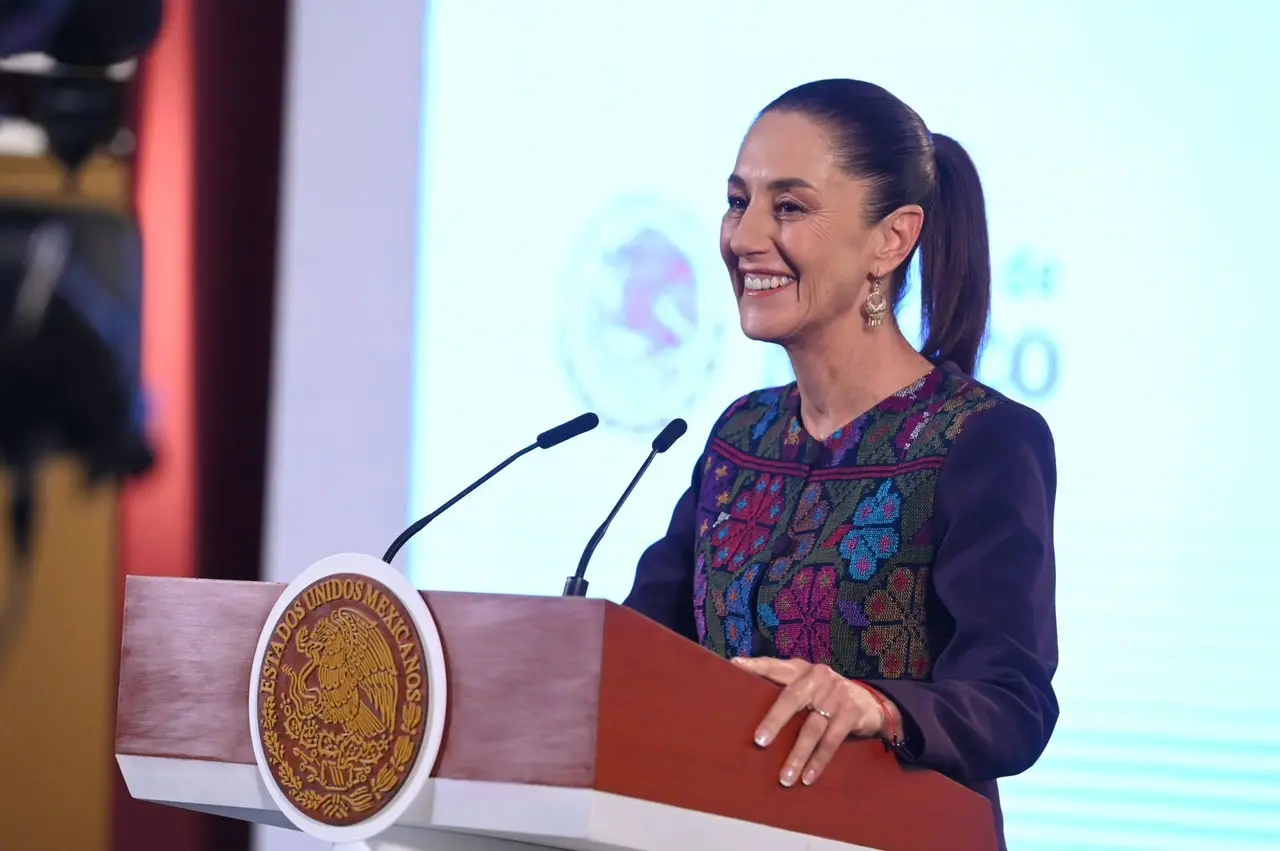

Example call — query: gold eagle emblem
[255,574,428,826]
[287,608,398,740]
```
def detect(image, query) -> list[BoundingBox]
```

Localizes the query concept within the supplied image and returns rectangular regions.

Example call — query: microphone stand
[563,449,657,597]
[382,412,599,565]
[382,443,537,564]
[564,418,686,597]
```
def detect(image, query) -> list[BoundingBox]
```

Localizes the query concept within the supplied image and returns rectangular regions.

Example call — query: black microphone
[535,414,599,449]
[563,418,688,597]
[382,412,599,564]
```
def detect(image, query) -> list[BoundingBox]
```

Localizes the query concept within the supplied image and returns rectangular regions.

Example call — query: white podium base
[334,826,539,850]
[118,755,876,851]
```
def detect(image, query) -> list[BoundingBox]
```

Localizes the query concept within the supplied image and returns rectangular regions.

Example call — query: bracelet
[850,680,904,748]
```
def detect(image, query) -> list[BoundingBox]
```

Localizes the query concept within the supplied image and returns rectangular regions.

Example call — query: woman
[624,79,1058,848]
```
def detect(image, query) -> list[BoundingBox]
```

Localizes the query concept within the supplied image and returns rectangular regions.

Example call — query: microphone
[382,412,599,564]
[563,418,688,597]
[535,413,599,449]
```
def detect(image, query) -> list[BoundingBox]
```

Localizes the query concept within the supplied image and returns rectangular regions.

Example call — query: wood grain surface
[116,576,998,850]
[116,577,604,785]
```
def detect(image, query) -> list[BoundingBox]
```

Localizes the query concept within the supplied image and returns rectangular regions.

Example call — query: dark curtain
[113,1,287,850]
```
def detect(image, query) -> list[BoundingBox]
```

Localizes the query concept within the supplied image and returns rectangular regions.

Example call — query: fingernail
[801,770,816,786]
[754,730,771,747]
[780,766,797,787]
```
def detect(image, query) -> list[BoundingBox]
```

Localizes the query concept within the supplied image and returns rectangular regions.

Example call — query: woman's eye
[726,195,748,212]
[776,201,805,216]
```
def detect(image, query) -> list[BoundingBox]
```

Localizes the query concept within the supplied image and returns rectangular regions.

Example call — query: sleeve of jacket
[623,476,699,641]
[864,400,1060,783]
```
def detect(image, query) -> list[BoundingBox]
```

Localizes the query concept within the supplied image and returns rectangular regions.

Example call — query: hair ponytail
[918,134,991,376]
[762,81,993,374]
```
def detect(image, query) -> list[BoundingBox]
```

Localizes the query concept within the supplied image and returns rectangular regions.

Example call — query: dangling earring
[864,276,889,328]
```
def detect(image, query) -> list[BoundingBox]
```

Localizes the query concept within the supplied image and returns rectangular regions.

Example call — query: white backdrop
[265,3,1280,850]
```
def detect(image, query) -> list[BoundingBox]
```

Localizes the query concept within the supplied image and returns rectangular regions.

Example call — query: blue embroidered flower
[723,563,761,657]
[758,591,780,630]
[856,480,901,525]
[836,480,903,581]
[840,528,900,580]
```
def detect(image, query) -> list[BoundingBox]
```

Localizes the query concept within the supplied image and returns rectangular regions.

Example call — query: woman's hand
[732,656,897,787]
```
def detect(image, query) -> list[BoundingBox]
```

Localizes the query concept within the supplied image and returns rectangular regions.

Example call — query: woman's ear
[873,204,925,272]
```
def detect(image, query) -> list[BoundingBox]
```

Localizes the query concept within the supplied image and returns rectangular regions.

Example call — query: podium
[115,554,998,851]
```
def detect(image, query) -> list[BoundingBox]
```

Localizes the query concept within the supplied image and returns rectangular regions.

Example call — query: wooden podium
[114,554,998,851]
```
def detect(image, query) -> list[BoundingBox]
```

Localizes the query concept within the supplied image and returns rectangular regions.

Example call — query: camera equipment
[0,0,163,664]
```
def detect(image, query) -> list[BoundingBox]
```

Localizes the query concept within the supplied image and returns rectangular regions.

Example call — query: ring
[812,706,832,720]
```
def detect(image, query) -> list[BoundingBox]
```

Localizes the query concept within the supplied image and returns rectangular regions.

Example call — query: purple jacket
[624,364,1059,849]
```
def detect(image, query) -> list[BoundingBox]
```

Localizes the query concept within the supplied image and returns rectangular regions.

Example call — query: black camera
[0,0,163,654]
[0,0,162,485]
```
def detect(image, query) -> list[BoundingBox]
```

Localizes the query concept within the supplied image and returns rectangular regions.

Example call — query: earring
[864,276,889,327]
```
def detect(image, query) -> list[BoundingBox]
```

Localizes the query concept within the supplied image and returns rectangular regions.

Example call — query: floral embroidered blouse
[624,363,1059,847]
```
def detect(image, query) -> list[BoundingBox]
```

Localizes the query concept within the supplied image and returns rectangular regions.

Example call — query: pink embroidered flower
[771,566,838,665]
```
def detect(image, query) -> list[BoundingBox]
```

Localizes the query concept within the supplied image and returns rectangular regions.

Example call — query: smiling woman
[624,78,1058,851]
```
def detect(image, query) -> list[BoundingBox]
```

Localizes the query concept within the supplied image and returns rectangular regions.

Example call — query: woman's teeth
[743,274,796,292]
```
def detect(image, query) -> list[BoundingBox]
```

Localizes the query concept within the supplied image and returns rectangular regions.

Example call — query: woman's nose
[728,204,772,258]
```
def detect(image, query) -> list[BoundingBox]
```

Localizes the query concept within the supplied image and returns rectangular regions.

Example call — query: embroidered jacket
[624,364,1059,847]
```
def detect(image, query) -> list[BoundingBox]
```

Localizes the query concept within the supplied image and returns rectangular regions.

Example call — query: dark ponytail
[918,134,990,376]
[763,80,993,376]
